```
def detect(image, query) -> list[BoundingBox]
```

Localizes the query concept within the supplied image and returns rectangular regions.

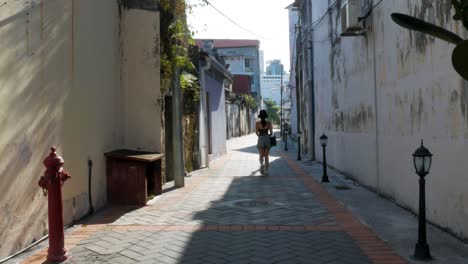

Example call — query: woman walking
[256,110,273,175]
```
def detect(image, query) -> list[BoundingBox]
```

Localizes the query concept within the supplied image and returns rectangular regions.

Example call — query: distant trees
[239,94,257,110]
[264,99,280,125]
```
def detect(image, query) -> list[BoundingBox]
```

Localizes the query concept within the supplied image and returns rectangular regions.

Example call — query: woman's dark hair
[258,110,268,127]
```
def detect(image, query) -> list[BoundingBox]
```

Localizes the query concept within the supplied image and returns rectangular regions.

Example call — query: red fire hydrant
[38,147,71,262]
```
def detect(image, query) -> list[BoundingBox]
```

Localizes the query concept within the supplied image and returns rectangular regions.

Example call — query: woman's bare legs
[259,148,266,174]
[264,148,271,174]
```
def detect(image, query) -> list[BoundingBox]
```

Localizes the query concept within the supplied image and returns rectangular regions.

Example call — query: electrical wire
[299,0,385,44]
[205,0,267,40]
[359,0,385,21]
[295,0,339,44]
[311,0,339,30]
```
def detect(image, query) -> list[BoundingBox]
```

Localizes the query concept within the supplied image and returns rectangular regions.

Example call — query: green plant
[264,99,280,125]
[160,0,206,173]
[391,1,468,80]
[160,0,205,95]
[239,94,257,110]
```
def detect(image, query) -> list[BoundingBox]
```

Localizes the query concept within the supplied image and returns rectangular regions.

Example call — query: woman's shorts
[257,135,271,149]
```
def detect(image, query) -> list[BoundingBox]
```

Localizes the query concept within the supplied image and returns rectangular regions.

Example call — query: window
[244,59,254,72]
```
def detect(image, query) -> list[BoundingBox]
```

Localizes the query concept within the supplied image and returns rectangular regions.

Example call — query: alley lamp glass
[320,134,328,147]
[412,140,432,176]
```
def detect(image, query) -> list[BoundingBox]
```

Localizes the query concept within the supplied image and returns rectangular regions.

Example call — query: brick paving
[21,133,406,264]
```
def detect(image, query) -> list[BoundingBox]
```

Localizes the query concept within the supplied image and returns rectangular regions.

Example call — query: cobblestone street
[20,133,406,264]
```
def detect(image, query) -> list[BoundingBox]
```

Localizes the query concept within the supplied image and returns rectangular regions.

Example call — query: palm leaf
[391,13,464,45]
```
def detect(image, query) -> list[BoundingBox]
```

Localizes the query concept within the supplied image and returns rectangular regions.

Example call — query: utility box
[341,0,363,34]
[105,149,165,206]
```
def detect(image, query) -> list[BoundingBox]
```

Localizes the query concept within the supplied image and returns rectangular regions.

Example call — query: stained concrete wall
[309,0,468,239]
[226,103,254,138]
[0,0,121,257]
[288,5,299,136]
[0,0,162,258]
[120,9,162,153]
[206,70,228,161]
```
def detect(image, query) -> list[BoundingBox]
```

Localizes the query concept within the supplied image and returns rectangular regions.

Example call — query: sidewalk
[282,135,468,264]
[8,133,465,263]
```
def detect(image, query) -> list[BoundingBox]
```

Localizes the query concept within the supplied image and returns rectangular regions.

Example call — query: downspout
[308,40,316,161]
[295,25,302,143]
[87,159,94,214]
[199,55,211,168]
[371,0,380,191]
[307,0,316,161]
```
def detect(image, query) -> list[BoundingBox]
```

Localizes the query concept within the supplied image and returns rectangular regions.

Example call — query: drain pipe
[88,158,94,214]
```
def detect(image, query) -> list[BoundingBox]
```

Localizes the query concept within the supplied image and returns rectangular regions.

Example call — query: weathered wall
[296,0,318,160]
[120,8,162,153]
[311,0,468,239]
[226,103,254,138]
[206,70,227,161]
[288,4,299,136]
[0,0,121,258]
[226,103,240,138]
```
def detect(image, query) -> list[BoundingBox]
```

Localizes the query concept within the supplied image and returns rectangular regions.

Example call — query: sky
[187,0,293,72]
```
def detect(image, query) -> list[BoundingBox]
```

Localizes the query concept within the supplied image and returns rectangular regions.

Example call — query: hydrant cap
[43,147,64,168]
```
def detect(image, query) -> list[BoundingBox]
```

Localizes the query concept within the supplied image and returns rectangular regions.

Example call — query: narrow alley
[15,133,407,264]
[3,1,468,264]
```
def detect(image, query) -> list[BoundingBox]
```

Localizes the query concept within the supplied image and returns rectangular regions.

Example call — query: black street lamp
[284,130,288,151]
[320,134,329,182]
[412,140,433,261]
[297,131,302,161]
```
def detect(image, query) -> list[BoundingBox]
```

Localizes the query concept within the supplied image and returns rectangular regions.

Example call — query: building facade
[259,50,265,74]
[266,59,284,75]
[0,0,164,258]
[197,51,232,167]
[294,0,468,240]
[195,39,262,105]
[287,3,299,136]
[260,73,291,125]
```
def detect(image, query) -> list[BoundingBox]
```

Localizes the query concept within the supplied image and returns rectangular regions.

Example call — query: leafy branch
[239,94,257,110]
[160,0,201,95]
[391,1,468,80]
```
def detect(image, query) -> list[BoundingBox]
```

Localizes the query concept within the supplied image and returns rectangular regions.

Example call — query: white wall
[0,1,162,258]
[224,56,245,74]
[0,0,121,258]
[120,9,162,153]
[311,0,468,239]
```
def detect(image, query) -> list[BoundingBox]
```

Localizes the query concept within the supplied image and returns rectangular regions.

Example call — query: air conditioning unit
[341,0,363,34]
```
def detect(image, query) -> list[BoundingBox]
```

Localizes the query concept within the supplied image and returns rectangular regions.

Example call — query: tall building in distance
[266,59,284,75]
[261,74,290,105]
[261,59,291,125]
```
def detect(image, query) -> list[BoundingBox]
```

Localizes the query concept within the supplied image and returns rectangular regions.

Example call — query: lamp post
[284,129,288,151]
[297,131,302,160]
[320,134,329,182]
[280,64,284,137]
[412,140,433,261]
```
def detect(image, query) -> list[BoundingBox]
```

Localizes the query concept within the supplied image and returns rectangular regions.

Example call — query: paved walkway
[19,133,406,264]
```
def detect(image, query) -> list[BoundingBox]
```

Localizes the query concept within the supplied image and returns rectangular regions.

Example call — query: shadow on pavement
[173,134,371,263]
